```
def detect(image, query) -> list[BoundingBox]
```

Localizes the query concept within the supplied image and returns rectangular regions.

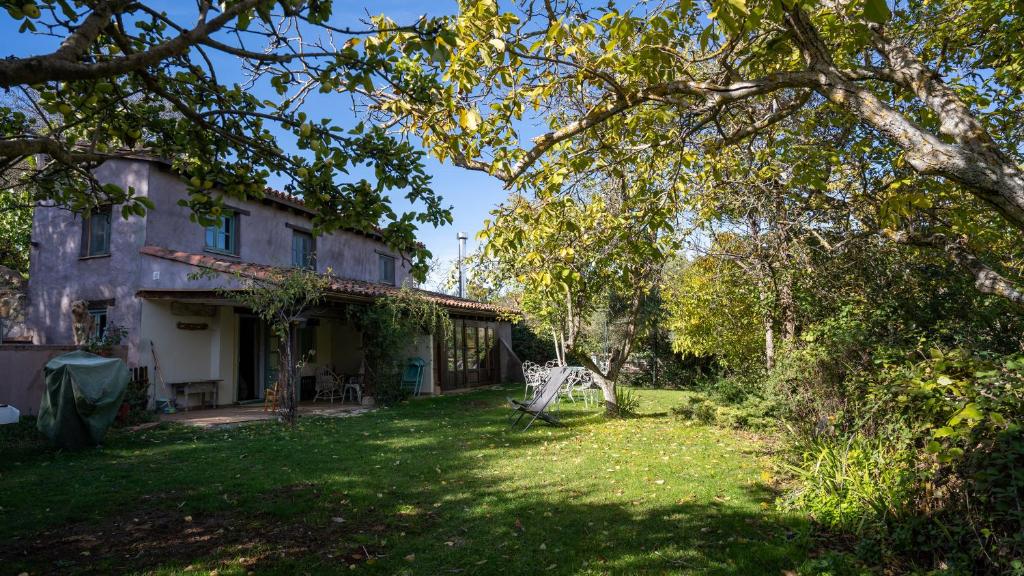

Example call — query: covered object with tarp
[37,351,129,448]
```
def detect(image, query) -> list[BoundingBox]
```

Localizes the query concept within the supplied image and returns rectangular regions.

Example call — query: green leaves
[862,0,891,24]
[948,402,984,426]
[0,1,451,280]
[458,107,482,131]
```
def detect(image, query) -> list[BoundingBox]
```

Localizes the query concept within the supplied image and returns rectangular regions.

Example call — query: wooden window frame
[288,224,317,270]
[80,206,112,258]
[87,299,113,338]
[204,211,240,257]
[378,253,396,285]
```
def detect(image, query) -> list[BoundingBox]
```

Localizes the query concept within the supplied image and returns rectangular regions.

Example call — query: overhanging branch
[888,230,1024,306]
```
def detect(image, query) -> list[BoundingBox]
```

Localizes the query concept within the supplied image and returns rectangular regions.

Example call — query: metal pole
[457,232,467,298]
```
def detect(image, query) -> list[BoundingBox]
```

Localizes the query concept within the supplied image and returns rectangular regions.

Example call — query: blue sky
[0,1,512,290]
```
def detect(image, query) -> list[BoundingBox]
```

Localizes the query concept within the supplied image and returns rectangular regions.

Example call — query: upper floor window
[80,206,111,257]
[204,212,238,255]
[378,253,396,285]
[291,230,315,270]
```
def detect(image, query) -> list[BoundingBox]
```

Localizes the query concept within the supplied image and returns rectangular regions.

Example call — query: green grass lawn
[0,386,812,575]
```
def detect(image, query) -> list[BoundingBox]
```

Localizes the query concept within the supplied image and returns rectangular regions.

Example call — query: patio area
[160,401,373,428]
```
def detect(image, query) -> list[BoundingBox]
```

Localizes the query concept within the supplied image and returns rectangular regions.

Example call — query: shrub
[613,386,641,416]
[114,373,155,427]
[763,307,874,438]
[780,432,919,537]
[510,321,556,364]
[670,390,775,430]
[780,348,1024,573]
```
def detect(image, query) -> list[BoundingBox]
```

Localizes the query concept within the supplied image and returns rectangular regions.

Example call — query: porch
[137,290,513,410]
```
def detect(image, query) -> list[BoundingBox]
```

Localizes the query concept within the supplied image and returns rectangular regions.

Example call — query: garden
[1,0,1023,574]
[2,387,812,576]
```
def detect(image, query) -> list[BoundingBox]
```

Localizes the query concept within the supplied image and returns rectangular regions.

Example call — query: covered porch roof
[138,245,512,319]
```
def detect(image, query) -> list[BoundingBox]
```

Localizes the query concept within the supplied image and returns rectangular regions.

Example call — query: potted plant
[83,324,127,357]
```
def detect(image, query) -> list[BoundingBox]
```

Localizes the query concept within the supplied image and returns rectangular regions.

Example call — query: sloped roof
[139,246,512,316]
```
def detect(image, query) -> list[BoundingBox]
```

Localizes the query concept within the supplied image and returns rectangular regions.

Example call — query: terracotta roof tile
[140,246,512,316]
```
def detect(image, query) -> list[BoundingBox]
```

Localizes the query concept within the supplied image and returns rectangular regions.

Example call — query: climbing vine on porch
[351,288,452,406]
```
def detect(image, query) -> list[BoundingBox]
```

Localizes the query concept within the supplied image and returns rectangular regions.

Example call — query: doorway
[238,316,258,401]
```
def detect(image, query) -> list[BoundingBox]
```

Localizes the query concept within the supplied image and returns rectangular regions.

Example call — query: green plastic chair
[401,357,427,396]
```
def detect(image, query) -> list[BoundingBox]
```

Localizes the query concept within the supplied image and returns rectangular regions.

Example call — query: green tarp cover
[37,351,129,449]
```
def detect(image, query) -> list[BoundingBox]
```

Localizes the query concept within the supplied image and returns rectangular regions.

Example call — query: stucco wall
[496,322,522,383]
[0,344,126,415]
[26,159,151,365]
[330,321,364,375]
[409,333,435,395]
[144,164,412,285]
[27,158,413,354]
[140,300,236,407]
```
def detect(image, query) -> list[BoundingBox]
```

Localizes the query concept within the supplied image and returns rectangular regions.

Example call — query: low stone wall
[0,345,127,415]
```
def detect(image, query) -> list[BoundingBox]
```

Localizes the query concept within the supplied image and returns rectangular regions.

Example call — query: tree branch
[0,0,261,87]
[888,230,1024,305]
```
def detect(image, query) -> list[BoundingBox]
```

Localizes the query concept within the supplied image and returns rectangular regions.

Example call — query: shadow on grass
[0,386,810,575]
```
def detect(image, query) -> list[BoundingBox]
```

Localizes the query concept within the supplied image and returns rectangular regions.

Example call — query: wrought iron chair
[313,366,342,403]
[522,360,548,399]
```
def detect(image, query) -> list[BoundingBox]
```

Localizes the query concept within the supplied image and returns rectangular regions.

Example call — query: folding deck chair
[508,366,571,431]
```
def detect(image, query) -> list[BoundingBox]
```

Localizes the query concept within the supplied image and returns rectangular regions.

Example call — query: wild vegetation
[351,287,453,406]
[356,0,1024,572]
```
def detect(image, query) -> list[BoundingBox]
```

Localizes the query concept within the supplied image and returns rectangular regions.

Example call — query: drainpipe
[457,232,467,298]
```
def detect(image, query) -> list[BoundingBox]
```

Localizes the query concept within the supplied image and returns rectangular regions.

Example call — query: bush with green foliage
[670,390,776,430]
[510,321,556,364]
[354,288,451,407]
[612,386,641,416]
[114,374,156,427]
[779,348,1024,572]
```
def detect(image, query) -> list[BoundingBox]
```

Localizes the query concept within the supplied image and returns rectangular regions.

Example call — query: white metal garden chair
[313,366,342,403]
[522,361,548,399]
[555,367,600,409]
[575,370,601,408]
[342,360,365,405]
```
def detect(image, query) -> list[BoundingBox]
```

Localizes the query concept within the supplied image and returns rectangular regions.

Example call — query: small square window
[87,302,109,338]
[204,212,238,255]
[81,206,112,257]
[378,254,396,285]
[291,231,315,269]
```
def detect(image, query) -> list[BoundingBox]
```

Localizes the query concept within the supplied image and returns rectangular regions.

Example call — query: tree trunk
[279,326,297,425]
[779,273,796,343]
[577,354,619,415]
[763,306,775,371]
[783,7,1024,231]
[593,369,619,416]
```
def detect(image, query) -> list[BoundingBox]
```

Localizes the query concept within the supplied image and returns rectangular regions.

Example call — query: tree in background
[477,170,679,415]
[662,246,764,373]
[0,189,31,276]
[0,0,452,279]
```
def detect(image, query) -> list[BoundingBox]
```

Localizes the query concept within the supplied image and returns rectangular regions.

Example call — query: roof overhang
[138,246,515,319]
